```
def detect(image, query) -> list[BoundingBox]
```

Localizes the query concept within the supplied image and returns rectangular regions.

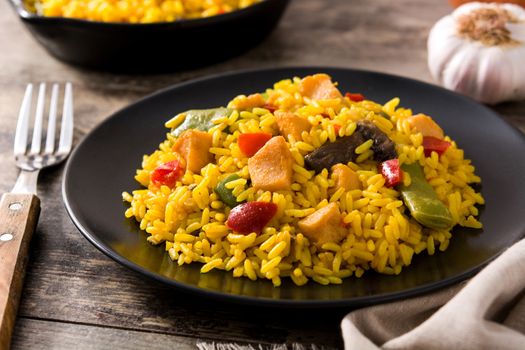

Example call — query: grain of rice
[201,258,223,273]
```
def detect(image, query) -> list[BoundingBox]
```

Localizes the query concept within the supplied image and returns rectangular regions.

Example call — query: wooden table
[1,0,524,348]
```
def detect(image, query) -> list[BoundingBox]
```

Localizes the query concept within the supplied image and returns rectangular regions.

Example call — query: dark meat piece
[305,132,365,173]
[304,120,397,173]
[356,120,397,162]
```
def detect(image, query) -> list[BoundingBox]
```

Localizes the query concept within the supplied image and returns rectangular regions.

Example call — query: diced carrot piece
[345,92,365,102]
[248,136,293,191]
[172,129,213,173]
[407,114,444,139]
[275,111,311,141]
[331,164,361,193]
[150,160,184,188]
[423,136,451,157]
[228,93,266,110]
[299,74,343,100]
[238,132,273,157]
[298,203,347,246]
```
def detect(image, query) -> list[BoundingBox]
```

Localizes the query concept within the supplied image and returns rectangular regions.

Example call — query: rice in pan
[27,0,262,23]
[123,74,483,286]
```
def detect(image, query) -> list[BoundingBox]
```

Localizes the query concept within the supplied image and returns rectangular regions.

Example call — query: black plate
[63,67,525,307]
[8,0,289,72]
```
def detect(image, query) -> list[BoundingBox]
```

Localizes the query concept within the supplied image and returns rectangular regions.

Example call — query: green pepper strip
[214,174,244,208]
[170,107,233,137]
[399,163,453,230]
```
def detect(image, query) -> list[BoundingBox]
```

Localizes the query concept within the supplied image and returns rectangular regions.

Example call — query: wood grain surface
[0,0,524,349]
[0,193,40,350]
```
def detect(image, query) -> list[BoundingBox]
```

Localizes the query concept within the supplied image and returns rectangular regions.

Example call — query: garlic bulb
[428,2,525,104]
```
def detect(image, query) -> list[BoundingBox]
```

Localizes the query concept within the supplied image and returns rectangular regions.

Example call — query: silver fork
[0,83,73,350]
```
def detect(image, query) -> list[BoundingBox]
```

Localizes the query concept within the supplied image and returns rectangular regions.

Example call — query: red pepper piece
[423,136,451,157]
[345,92,365,102]
[379,159,403,187]
[334,124,341,135]
[263,103,277,113]
[238,132,273,157]
[151,160,184,187]
[226,201,278,234]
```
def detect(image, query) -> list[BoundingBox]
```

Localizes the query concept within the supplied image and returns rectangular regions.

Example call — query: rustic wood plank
[0,0,524,349]
[12,318,198,350]
[13,317,336,350]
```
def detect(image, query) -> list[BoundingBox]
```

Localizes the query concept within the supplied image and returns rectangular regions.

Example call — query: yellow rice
[123,75,484,287]
[28,0,262,23]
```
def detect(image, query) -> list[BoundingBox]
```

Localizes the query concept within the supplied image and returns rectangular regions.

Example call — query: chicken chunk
[228,93,266,110]
[299,74,343,100]
[173,129,213,173]
[298,203,347,246]
[331,164,361,193]
[248,136,294,191]
[407,114,444,139]
[275,111,311,141]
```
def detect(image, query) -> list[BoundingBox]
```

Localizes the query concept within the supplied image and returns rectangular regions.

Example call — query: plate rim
[62,66,525,308]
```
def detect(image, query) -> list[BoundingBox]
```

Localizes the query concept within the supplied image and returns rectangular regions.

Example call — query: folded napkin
[342,238,525,350]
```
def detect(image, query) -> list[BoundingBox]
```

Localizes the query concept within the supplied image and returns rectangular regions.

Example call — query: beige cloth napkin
[342,238,525,350]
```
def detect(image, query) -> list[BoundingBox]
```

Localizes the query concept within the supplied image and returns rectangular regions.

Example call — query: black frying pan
[8,0,290,72]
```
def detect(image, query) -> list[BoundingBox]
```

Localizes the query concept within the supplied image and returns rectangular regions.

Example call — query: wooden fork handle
[0,193,40,350]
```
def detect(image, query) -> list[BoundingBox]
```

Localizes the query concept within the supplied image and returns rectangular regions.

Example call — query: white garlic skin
[428,2,525,104]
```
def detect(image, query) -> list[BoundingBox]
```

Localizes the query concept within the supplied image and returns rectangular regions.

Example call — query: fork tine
[30,83,46,154]
[14,84,33,156]
[58,82,74,155]
[44,83,59,154]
